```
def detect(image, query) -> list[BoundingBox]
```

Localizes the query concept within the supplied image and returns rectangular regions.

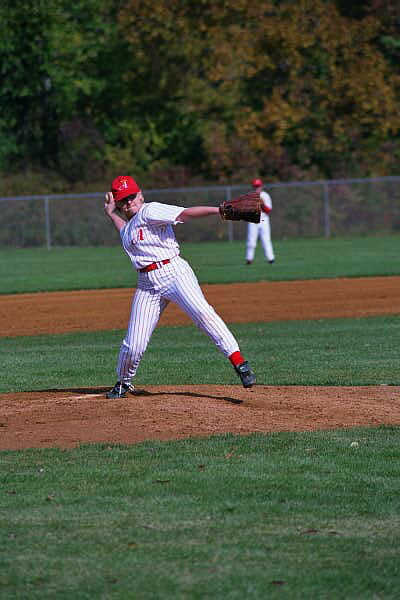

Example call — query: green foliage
[0,1,56,169]
[1,428,400,598]
[0,0,120,180]
[365,0,400,68]
[0,0,399,185]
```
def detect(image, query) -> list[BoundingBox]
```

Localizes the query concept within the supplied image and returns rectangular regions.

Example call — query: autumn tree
[115,0,400,180]
[1,0,399,188]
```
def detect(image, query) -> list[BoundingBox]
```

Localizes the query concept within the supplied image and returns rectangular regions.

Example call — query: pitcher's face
[119,192,144,219]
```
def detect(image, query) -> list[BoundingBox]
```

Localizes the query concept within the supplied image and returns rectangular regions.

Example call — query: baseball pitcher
[104,175,257,398]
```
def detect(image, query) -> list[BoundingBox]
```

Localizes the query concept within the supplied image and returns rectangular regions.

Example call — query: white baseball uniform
[245,190,275,263]
[116,201,240,384]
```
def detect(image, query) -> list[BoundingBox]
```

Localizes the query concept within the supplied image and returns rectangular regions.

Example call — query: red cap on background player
[111,176,141,203]
[252,178,263,188]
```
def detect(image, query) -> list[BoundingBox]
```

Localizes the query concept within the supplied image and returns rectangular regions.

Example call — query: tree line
[1,0,399,195]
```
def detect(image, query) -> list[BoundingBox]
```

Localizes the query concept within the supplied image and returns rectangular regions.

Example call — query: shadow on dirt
[40,386,243,405]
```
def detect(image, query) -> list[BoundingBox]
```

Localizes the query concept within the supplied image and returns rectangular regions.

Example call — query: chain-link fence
[1,176,399,247]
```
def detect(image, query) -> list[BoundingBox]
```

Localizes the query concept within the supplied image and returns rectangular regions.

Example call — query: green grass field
[1,236,399,598]
[1,316,399,393]
[1,234,399,293]
[1,428,399,599]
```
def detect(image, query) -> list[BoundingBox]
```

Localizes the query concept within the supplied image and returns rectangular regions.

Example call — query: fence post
[226,187,234,242]
[44,196,51,249]
[323,183,331,238]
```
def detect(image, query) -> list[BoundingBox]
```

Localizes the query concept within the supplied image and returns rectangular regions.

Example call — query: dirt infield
[1,385,400,450]
[2,276,400,337]
[1,276,399,450]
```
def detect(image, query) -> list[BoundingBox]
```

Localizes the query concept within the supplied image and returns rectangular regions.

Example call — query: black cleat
[235,362,256,388]
[106,381,135,399]
[246,259,253,265]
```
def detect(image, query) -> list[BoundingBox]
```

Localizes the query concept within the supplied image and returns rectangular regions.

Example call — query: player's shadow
[43,386,243,405]
[135,389,243,405]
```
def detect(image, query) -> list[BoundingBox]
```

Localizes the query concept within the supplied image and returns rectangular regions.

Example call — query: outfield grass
[1,316,399,393]
[1,428,399,599]
[1,235,399,598]
[0,234,399,294]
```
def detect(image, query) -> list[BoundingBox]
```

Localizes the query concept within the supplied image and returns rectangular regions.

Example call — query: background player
[103,175,256,398]
[245,178,275,265]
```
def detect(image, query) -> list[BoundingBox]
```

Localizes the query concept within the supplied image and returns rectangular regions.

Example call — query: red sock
[229,351,245,367]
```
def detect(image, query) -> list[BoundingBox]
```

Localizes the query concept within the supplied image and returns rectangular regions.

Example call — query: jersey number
[132,228,144,245]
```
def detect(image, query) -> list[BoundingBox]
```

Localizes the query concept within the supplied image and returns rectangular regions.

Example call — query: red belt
[139,259,171,273]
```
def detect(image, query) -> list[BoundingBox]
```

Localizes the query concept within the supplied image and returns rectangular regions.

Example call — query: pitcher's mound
[1,385,399,450]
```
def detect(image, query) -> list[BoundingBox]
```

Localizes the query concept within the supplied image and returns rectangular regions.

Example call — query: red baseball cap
[111,175,141,203]
[252,178,263,188]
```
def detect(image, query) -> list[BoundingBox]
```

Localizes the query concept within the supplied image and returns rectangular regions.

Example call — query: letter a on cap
[111,175,141,202]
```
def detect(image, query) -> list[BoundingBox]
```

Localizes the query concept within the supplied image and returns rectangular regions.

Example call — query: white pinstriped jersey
[114,200,241,382]
[120,202,183,270]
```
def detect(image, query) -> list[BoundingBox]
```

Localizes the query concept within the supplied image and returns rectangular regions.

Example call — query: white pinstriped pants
[116,256,240,383]
[246,217,275,262]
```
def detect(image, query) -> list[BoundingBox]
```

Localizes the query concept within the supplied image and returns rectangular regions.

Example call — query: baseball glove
[219,192,261,223]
